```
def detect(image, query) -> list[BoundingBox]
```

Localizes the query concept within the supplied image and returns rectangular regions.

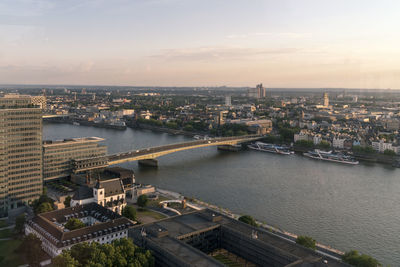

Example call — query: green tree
[318,140,331,150]
[52,252,79,267]
[14,213,26,235]
[352,145,376,154]
[165,122,178,129]
[36,202,53,214]
[238,215,258,227]
[296,235,316,250]
[53,238,154,267]
[32,194,54,214]
[295,140,314,148]
[342,250,380,267]
[122,206,137,221]
[64,218,86,231]
[64,196,72,208]
[17,233,44,267]
[137,195,148,208]
[383,149,396,156]
[183,124,194,131]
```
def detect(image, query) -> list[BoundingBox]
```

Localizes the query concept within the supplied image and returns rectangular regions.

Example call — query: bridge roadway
[73,135,263,172]
[107,134,263,165]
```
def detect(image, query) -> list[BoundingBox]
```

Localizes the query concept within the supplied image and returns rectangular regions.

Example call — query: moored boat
[303,149,359,165]
[248,142,293,155]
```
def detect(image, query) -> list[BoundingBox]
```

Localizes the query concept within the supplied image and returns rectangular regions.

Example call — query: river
[43,123,400,265]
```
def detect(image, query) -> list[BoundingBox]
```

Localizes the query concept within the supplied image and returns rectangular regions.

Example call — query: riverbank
[292,145,398,166]
[130,122,204,137]
[43,117,127,130]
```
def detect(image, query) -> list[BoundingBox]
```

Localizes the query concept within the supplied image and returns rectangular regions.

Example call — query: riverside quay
[129,209,349,267]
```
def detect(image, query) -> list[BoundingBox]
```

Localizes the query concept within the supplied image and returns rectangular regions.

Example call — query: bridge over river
[73,135,263,172]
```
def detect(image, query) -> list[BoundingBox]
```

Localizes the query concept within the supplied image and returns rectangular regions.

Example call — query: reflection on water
[44,123,400,265]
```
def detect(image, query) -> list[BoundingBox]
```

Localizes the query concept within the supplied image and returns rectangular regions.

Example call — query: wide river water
[43,123,400,265]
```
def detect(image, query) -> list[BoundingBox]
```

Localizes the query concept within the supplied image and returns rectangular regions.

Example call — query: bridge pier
[138,159,158,167]
[217,144,242,152]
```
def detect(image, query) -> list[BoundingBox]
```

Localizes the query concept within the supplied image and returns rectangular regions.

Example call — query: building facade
[25,203,132,257]
[43,137,107,181]
[332,137,346,149]
[323,92,329,107]
[71,178,126,214]
[372,140,399,154]
[0,94,43,215]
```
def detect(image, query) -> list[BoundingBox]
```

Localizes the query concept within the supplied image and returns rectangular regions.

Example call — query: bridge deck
[107,135,261,164]
[73,135,263,171]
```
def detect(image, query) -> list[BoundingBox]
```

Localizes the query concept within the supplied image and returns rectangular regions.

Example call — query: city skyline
[1,0,400,88]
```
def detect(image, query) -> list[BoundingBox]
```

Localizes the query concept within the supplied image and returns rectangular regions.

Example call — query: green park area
[0,239,25,267]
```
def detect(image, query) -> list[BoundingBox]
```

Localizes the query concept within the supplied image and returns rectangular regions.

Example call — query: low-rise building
[294,132,310,142]
[25,203,133,257]
[71,178,126,214]
[372,140,399,154]
[332,137,346,149]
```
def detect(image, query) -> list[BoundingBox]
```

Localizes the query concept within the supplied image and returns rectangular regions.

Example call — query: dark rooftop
[95,178,124,197]
[27,203,133,248]
[72,186,93,200]
[129,209,349,267]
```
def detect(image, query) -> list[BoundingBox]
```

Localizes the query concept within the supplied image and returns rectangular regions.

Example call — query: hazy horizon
[1,0,400,88]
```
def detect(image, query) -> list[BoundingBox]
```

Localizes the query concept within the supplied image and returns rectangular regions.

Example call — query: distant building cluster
[248,83,267,98]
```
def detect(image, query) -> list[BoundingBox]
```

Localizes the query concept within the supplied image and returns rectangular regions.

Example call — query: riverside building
[43,137,107,181]
[0,94,43,216]
[130,209,347,266]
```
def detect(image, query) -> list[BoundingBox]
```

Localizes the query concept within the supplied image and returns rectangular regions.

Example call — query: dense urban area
[0,84,397,266]
[34,85,400,165]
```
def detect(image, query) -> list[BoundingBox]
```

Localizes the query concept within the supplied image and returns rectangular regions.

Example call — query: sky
[0,0,400,88]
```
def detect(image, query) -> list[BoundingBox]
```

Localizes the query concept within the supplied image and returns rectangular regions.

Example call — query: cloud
[78,61,95,72]
[225,32,310,39]
[0,0,54,17]
[150,46,300,62]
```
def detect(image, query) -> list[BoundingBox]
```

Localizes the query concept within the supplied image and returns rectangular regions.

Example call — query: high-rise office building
[248,83,267,99]
[0,95,43,215]
[225,95,232,106]
[323,92,329,107]
[256,83,266,98]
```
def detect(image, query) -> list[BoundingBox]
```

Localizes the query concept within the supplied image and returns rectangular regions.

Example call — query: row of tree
[53,238,154,267]
[237,214,381,267]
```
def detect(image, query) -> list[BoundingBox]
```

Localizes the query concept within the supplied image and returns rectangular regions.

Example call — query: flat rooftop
[43,137,105,146]
[130,209,349,267]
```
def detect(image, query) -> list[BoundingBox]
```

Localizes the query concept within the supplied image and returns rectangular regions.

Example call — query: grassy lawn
[0,239,25,267]
[212,254,243,267]
[0,220,7,228]
[0,228,12,238]
[137,209,167,221]
[147,196,171,207]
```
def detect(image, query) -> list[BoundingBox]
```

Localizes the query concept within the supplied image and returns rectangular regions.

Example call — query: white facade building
[294,132,309,142]
[71,178,126,214]
[313,135,322,145]
[332,137,346,149]
[25,203,133,257]
[372,140,399,154]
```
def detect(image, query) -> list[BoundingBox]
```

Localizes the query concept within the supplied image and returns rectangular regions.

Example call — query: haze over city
[1,0,400,88]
